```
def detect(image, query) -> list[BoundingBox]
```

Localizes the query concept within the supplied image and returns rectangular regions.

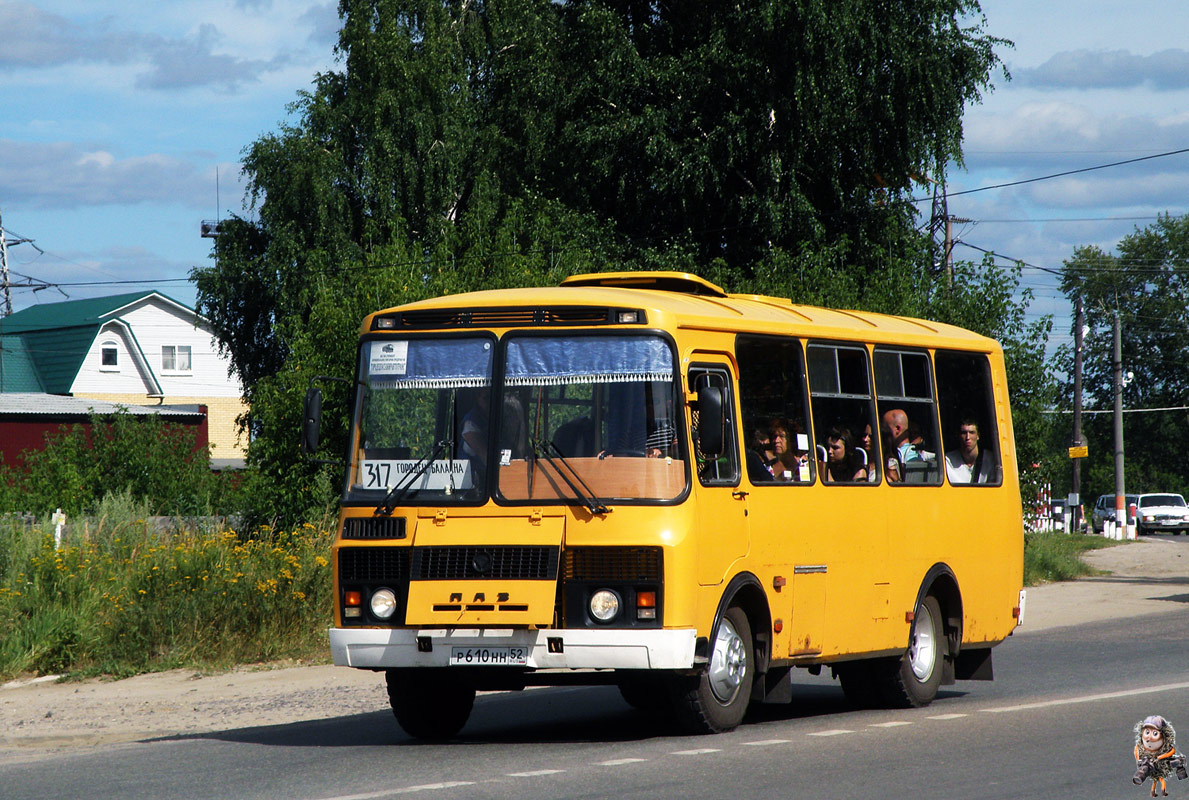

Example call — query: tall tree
[193,0,1011,523]
[1059,215,1189,501]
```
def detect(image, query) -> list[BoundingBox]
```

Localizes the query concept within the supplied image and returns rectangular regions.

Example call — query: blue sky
[3,0,1188,355]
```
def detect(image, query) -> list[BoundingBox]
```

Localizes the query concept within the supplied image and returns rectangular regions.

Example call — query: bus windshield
[496,334,686,504]
[346,336,494,504]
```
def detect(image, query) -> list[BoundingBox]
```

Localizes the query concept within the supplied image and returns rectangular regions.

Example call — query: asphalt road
[2,538,1186,800]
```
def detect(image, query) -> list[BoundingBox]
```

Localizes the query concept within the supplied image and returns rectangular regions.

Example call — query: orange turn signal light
[345,591,363,607]
[636,590,656,608]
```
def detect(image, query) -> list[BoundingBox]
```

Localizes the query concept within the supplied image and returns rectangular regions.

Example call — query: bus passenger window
[935,351,1002,486]
[737,335,813,484]
[806,343,879,484]
[874,349,942,485]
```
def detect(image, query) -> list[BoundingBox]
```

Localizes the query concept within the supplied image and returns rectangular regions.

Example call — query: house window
[163,345,192,372]
[101,342,119,369]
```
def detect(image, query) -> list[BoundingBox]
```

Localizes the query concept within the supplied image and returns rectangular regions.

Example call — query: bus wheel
[877,595,946,708]
[670,606,754,733]
[836,662,882,709]
[618,675,669,714]
[386,669,475,740]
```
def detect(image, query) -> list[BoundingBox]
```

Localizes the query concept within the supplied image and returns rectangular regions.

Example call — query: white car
[1135,493,1189,535]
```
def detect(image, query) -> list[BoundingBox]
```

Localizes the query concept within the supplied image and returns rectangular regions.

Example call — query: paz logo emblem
[470,551,493,576]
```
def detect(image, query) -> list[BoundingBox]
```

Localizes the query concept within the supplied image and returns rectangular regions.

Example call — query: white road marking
[506,770,565,777]
[671,748,721,755]
[927,713,968,720]
[313,782,477,800]
[598,758,648,766]
[743,739,792,746]
[808,729,853,737]
[981,680,1189,714]
[868,721,911,728]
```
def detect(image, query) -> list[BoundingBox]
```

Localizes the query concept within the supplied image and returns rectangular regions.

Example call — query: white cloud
[0,138,242,209]
[1018,49,1189,91]
[0,0,326,91]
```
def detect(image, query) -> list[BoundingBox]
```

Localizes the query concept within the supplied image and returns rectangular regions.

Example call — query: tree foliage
[192,0,1013,524]
[1059,215,1189,501]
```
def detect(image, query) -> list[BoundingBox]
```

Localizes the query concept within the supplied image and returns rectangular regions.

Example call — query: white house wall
[71,323,156,394]
[70,298,241,398]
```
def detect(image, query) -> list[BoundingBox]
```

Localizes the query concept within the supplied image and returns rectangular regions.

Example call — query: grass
[1023,529,1118,586]
[0,492,333,682]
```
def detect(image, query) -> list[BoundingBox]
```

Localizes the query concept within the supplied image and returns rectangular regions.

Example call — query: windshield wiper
[531,438,611,516]
[375,440,447,516]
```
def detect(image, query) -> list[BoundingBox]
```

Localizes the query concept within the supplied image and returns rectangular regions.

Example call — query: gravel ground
[1,535,1184,754]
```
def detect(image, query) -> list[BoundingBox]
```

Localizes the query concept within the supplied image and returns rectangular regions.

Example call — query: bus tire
[876,595,947,708]
[836,661,883,709]
[618,675,669,714]
[386,669,475,740]
[669,606,754,733]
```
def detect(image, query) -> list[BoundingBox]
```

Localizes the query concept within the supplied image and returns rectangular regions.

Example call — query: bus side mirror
[697,383,725,457]
[302,385,323,456]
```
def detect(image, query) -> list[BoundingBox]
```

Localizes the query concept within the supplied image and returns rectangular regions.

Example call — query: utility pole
[1071,295,1085,530]
[1112,311,1126,531]
[0,203,12,316]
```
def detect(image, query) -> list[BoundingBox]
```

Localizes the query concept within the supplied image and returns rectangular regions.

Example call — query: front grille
[563,547,662,581]
[342,517,407,540]
[375,306,644,330]
[338,547,411,583]
[412,546,559,580]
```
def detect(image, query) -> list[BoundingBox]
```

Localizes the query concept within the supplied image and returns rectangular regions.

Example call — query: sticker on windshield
[369,341,409,375]
[359,459,473,491]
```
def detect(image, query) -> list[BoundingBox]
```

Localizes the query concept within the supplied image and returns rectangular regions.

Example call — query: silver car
[1135,493,1189,535]
[1092,493,1136,533]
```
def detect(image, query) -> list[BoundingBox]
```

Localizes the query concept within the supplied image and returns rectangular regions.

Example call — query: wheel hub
[909,602,937,680]
[709,617,746,703]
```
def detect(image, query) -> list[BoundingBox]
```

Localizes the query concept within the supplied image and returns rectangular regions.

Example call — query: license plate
[449,646,529,666]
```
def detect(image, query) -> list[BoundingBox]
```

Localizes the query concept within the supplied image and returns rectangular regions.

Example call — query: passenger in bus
[746,427,778,481]
[857,421,878,482]
[822,426,867,482]
[881,408,913,482]
[944,417,996,484]
[460,391,490,484]
[906,420,936,462]
[769,417,808,481]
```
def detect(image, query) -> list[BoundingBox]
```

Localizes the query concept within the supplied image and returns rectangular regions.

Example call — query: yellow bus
[305,271,1024,738]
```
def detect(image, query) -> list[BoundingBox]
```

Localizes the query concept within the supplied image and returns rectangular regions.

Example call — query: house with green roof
[0,292,247,464]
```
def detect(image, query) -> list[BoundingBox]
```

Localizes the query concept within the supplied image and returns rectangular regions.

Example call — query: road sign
[1068,445,1088,459]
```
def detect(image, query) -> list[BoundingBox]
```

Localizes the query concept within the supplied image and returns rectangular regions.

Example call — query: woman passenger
[823,426,867,483]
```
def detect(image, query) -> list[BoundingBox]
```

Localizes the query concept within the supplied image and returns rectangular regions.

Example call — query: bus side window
[688,366,740,486]
[935,351,1002,486]
[806,342,879,484]
[874,348,942,486]
[736,334,813,484]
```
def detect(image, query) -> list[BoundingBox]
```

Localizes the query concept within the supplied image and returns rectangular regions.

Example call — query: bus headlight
[370,588,398,619]
[589,589,621,622]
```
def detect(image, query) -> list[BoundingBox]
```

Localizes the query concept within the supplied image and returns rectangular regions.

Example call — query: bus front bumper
[329,627,699,671]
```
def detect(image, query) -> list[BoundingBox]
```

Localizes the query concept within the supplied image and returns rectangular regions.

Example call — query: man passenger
[881,408,918,482]
[944,417,995,484]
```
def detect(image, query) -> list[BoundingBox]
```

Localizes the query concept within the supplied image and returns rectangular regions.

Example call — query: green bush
[0,499,332,680]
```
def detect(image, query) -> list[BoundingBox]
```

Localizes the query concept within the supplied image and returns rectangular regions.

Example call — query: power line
[916,146,1189,202]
